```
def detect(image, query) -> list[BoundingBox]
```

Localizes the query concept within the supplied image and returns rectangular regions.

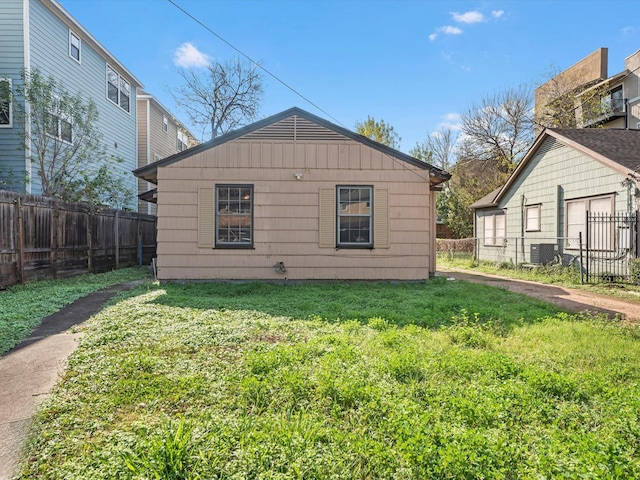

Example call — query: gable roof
[133,107,451,184]
[471,127,640,210]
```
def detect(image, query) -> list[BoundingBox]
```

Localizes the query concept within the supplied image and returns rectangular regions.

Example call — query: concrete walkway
[0,283,141,480]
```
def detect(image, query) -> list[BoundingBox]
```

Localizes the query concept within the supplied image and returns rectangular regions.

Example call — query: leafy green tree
[14,68,132,207]
[535,65,617,129]
[355,116,401,149]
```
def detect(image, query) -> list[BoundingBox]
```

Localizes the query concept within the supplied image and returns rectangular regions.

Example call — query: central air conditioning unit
[530,243,557,265]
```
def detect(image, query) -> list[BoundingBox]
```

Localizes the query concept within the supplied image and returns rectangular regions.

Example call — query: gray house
[0,0,143,207]
[471,128,640,278]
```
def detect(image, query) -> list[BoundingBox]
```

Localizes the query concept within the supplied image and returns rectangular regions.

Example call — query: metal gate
[584,211,639,283]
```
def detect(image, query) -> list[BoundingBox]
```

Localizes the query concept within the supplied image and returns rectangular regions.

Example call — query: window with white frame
[177,130,188,151]
[484,211,505,246]
[216,185,253,247]
[0,78,12,127]
[565,195,613,249]
[69,30,81,63]
[163,115,168,133]
[525,204,541,232]
[45,100,72,143]
[337,186,373,247]
[106,66,130,112]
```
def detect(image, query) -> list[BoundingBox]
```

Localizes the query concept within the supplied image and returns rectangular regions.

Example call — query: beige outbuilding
[134,107,450,281]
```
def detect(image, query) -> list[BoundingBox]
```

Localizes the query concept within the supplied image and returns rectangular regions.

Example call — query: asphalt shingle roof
[549,128,640,173]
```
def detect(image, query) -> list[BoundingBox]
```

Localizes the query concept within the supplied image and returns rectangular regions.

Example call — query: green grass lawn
[0,267,151,354]
[17,279,640,479]
[438,252,640,303]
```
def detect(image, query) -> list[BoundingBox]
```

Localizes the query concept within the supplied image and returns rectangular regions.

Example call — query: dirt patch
[437,268,640,323]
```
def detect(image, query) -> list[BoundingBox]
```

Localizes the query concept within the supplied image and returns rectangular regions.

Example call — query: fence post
[579,231,584,284]
[115,210,120,270]
[636,210,640,259]
[15,197,25,284]
[87,207,93,273]
[51,201,59,280]
[515,237,518,268]
[137,213,143,266]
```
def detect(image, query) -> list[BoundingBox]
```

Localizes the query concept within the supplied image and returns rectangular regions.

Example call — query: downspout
[520,194,525,262]
[624,98,629,129]
[146,98,151,215]
[23,0,32,193]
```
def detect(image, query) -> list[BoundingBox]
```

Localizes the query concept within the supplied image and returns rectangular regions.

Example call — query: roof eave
[133,107,451,183]
[45,0,144,88]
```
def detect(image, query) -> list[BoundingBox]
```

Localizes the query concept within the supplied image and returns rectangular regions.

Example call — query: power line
[167,0,347,128]
[166,0,443,182]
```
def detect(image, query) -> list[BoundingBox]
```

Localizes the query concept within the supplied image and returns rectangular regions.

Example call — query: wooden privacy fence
[0,190,156,288]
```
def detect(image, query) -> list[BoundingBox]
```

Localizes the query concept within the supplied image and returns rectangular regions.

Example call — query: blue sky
[59,0,640,152]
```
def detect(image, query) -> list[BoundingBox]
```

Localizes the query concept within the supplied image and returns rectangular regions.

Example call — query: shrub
[629,258,640,285]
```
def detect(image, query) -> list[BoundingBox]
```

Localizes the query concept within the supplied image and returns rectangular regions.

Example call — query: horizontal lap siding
[0,0,25,191]
[157,138,433,281]
[476,139,631,263]
[29,0,138,206]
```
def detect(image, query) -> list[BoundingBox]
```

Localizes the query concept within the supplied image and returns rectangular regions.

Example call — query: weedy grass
[0,267,150,354]
[438,252,640,302]
[18,279,640,479]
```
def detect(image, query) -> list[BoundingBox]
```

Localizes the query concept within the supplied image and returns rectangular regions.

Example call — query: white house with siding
[134,107,451,282]
[472,128,640,273]
[0,0,143,208]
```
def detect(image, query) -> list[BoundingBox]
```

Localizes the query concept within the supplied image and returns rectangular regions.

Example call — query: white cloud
[621,26,635,35]
[438,113,462,131]
[429,25,462,41]
[173,42,212,68]
[451,11,484,24]
[492,10,504,19]
[441,25,463,35]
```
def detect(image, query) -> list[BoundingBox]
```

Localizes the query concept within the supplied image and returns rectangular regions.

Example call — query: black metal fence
[469,211,639,284]
[584,211,639,283]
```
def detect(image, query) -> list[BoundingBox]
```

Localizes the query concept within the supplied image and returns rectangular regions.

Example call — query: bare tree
[410,127,457,170]
[459,84,535,174]
[171,58,263,141]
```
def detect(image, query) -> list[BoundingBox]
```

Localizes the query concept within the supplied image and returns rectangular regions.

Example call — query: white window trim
[45,96,73,144]
[163,115,168,133]
[483,211,506,247]
[564,194,614,250]
[336,185,373,248]
[177,130,188,151]
[46,113,73,144]
[525,204,541,232]
[69,30,81,63]
[106,65,131,114]
[0,78,12,128]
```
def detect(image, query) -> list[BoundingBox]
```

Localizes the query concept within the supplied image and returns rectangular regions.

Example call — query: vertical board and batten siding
[0,0,26,191]
[476,137,632,263]
[26,0,137,206]
[156,117,434,281]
